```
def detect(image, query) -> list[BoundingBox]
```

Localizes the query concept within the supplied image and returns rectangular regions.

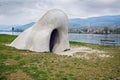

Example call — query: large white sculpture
[10,9,70,53]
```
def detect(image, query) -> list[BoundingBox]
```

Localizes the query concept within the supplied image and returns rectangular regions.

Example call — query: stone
[10,9,70,53]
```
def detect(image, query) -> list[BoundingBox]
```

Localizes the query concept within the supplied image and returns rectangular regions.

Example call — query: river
[69,33,120,46]
[0,32,120,46]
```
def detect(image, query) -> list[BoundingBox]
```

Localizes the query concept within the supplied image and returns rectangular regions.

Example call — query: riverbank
[0,34,120,80]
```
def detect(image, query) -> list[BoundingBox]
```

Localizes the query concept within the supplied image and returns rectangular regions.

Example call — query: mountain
[69,15,120,29]
[0,15,120,31]
[14,22,35,31]
[0,22,35,31]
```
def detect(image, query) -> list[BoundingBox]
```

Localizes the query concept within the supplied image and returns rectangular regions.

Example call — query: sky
[0,0,120,24]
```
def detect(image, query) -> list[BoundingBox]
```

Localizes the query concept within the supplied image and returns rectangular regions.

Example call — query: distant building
[87,28,93,33]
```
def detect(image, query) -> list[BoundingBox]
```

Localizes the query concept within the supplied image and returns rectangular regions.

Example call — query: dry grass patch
[4,59,18,66]
[7,70,33,80]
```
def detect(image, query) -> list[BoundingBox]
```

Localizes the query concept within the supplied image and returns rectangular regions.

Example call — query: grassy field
[0,34,120,80]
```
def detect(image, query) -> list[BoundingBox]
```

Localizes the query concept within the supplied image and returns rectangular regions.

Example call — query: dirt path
[56,46,111,59]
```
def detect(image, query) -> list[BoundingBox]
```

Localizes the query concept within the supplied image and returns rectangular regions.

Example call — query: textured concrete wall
[10,9,70,53]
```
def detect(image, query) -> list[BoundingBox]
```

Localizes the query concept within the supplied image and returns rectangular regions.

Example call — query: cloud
[0,0,120,24]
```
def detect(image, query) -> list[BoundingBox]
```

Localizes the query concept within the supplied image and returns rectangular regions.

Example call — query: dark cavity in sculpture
[49,29,59,52]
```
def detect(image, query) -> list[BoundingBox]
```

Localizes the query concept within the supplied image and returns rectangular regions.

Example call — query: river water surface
[0,32,120,46]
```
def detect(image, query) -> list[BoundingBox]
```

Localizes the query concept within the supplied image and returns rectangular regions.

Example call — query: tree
[104,26,109,34]
[113,28,120,34]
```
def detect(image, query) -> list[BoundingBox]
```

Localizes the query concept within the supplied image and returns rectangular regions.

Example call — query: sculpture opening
[49,29,59,52]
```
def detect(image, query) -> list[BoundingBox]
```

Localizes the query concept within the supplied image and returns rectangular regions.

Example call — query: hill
[14,22,35,31]
[0,15,120,31]
[0,22,35,32]
[69,15,120,29]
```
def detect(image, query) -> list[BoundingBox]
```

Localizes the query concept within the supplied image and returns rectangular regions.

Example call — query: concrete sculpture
[10,9,70,53]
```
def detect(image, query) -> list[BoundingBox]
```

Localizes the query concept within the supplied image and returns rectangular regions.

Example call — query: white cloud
[0,0,120,24]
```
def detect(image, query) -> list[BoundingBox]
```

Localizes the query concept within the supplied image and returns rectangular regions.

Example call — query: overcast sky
[0,0,120,24]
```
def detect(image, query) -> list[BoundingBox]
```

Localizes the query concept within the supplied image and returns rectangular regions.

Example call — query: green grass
[0,34,120,80]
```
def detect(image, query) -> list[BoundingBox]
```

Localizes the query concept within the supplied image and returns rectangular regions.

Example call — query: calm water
[69,33,120,46]
[0,32,120,46]
[0,32,21,35]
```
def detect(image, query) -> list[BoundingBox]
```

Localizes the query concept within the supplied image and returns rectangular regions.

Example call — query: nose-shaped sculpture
[10,9,70,53]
